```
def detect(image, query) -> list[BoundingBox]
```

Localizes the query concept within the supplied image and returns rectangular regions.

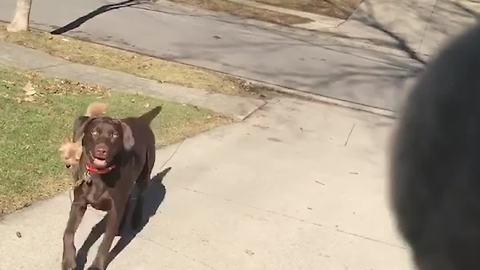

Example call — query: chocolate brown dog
[62,106,161,270]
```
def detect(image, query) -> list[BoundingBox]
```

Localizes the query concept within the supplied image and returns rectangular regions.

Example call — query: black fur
[391,24,480,270]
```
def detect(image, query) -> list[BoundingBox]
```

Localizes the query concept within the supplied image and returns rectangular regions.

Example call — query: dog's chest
[80,173,111,210]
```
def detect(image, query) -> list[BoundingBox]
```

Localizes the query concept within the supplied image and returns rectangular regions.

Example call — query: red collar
[86,163,116,175]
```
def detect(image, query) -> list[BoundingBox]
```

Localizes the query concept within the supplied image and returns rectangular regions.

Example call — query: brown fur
[85,102,108,118]
[62,106,161,270]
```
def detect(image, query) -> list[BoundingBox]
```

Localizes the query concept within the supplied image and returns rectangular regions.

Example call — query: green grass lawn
[0,67,228,215]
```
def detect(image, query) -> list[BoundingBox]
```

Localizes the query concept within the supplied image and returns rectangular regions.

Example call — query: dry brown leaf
[2,80,15,85]
[23,96,35,102]
[23,82,36,96]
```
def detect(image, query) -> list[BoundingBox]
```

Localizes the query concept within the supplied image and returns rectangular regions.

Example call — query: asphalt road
[0,0,423,111]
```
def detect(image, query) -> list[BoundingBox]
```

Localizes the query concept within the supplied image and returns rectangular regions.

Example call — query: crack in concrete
[344,123,356,146]
[335,228,406,249]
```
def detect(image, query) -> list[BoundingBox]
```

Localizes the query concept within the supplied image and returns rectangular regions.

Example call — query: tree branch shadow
[452,1,480,21]
[74,167,172,270]
[51,0,148,35]
[346,0,480,64]
[346,0,427,65]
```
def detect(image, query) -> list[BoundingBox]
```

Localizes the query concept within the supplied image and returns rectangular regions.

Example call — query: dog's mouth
[89,152,109,169]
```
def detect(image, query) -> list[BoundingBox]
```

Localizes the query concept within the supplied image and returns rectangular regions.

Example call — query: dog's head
[73,116,134,169]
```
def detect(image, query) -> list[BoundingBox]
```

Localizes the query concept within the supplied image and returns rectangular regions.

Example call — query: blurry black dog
[391,24,480,270]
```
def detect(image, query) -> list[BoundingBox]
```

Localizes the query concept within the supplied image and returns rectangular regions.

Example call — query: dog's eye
[91,130,99,136]
[112,132,119,138]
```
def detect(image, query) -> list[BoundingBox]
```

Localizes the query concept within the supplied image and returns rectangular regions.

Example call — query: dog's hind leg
[131,147,155,230]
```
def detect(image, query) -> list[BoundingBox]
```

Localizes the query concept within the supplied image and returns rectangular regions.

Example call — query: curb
[245,79,397,119]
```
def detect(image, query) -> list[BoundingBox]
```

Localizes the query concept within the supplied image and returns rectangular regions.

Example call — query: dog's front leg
[88,195,128,270]
[62,196,87,270]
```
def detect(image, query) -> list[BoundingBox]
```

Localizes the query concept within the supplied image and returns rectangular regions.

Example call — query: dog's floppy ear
[121,122,135,151]
[73,116,92,142]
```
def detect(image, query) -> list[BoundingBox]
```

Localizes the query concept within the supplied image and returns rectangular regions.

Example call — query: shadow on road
[51,0,147,35]
[346,0,479,63]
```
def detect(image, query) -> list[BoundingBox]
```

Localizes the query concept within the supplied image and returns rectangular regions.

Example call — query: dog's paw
[62,248,77,270]
[61,258,76,270]
[87,260,105,270]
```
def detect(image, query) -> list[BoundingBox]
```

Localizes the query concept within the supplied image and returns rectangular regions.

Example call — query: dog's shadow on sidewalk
[75,167,172,270]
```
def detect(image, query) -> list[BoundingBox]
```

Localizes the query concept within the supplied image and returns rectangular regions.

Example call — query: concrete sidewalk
[0,96,413,269]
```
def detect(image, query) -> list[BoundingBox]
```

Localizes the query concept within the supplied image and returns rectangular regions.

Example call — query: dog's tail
[139,106,162,125]
[85,102,108,117]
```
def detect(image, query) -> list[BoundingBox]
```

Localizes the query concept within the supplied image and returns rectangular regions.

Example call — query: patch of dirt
[167,0,313,25]
[254,0,363,19]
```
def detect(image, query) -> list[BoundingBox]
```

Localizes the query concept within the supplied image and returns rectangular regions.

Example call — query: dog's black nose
[94,145,108,158]
[65,164,71,168]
